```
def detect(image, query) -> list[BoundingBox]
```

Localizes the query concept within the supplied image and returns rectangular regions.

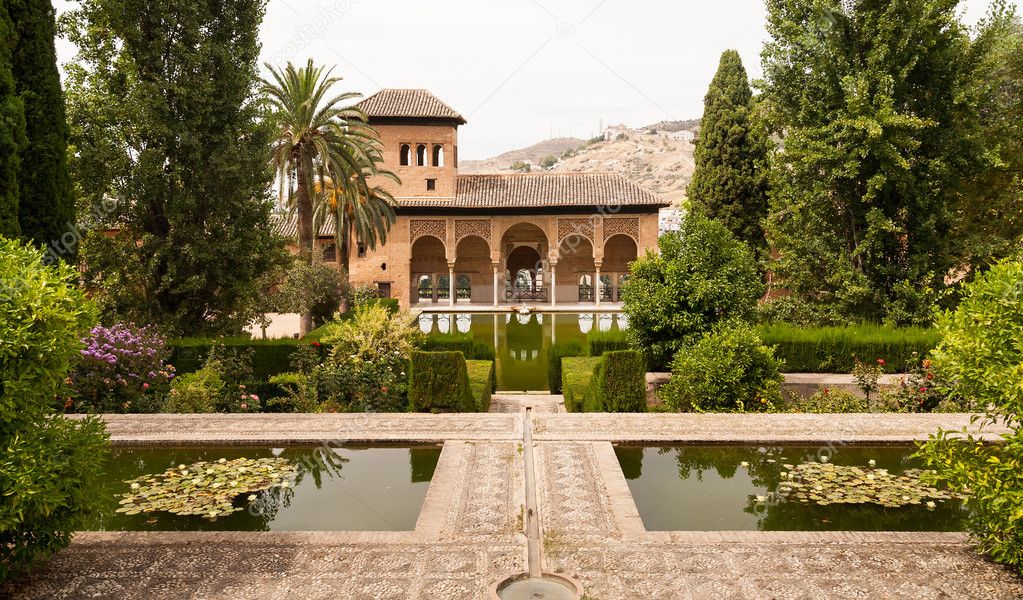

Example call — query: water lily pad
[116,457,298,521]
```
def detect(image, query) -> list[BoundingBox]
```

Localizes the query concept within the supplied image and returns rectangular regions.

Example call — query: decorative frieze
[410,219,447,245]
[603,217,639,243]
[557,218,596,243]
[454,219,491,243]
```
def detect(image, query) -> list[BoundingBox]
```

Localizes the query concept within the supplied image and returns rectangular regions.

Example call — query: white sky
[54,0,1000,160]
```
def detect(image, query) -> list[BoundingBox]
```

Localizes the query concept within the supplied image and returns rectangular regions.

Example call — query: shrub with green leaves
[0,237,110,580]
[756,322,940,373]
[423,332,495,361]
[561,356,601,413]
[164,363,223,413]
[408,351,475,412]
[918,259,1023,570]
[621,214,763,369]
[662,324,783,412]
[466,360,495,412]
[587,329,630,356]
[548,340,585,394]
[582,350,647,413]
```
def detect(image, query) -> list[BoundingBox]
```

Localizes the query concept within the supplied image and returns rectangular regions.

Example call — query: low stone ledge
[532,412,1007,442]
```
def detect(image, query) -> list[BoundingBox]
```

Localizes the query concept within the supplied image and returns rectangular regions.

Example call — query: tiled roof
[356,89,466,124]
[397,173,666,209]
[271,213,336,239]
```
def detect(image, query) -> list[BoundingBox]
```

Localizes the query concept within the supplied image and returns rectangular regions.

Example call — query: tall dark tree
[0,0,25,239]
[62,0,287,335]
[8,0,73,258]
[688,50,770,257]
[761,0,984,325]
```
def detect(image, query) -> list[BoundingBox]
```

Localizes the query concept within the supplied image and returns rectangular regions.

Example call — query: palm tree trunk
[339,236,351,315]
[296,158,314,336]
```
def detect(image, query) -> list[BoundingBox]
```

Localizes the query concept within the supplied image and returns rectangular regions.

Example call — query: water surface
[88,446,441,531]
[615,445,966,531]
[417,312,627,391]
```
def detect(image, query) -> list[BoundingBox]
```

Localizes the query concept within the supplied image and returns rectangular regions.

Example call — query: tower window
[400,144,411,166]
[357,242,366,258]
[426,179,436,191]
[416,144,427,166]
[432,144,444,167]
[322,243,337,262]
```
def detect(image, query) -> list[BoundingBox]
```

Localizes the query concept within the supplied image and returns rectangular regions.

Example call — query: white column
[492,263,500,307]
[550,262,557,307]
[448,264,456,307]
[594,262,602,308]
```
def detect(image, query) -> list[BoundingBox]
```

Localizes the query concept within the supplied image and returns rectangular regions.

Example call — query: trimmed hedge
[561,356,601,413]
[548,339,585,394]
[423,332,496,361]
[582,350,647,413]
[408,351,475,413]
[169,337,316,381]
[757,323,941,373]
[587,329,631,356]
[466,360,495,412]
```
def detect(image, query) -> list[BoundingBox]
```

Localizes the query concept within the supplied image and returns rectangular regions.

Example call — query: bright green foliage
[408,351,475,413]
[757,323,941,373]
[561,356,600,413]
[761,0,985,325]
[164,365,223,413]
[586,329,630,356]
[62,0,286,336]
[0,1,24,239]
[548,339,584,394]
[581,350,647,413]
[621,213,763,369]
[466,360,495,412]
[0,236,108,580]
[661,324,783,412]
[320,304,423,364]
[688,50,770,256]
[917,259,1023,570]
[9,0,73,257]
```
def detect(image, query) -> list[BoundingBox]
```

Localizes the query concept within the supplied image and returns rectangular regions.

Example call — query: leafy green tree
[261,61,391,332]
[949,4,1023,275]
[918,258,1023,570]
[540,154,558,169]
[688,50,770,256]
[761,0,984,325]
[9,0,74,258]
[0,1,24,239]
[62,0,287,335]
[0,236,109,580]
[620,213,763,369]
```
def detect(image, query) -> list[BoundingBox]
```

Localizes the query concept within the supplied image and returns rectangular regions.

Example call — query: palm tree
[314,160,398,313]
[261,60,392,333]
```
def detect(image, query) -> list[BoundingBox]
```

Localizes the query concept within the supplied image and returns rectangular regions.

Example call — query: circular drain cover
[496,577,577,600]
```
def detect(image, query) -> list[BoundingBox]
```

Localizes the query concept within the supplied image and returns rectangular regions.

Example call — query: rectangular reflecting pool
[615,445,967,532]
[417,312,628,391]
[87,445,441,532]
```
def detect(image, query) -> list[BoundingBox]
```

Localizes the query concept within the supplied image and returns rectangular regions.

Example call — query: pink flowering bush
[67,323,175,413]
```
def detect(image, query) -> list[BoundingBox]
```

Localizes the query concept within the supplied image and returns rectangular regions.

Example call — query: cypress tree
[8,0,74,258]
[0,0,25,239]
[687,50,770,256]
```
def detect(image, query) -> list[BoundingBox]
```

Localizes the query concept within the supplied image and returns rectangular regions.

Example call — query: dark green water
[615,445,967,531]
[416,312,627,391]
[87,446,441,531]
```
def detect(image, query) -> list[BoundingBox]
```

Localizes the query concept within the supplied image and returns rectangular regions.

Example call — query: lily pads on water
[116,457,299,520]
[777,463,964,509]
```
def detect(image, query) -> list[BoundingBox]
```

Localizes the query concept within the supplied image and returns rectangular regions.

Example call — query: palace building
[280,89,669,310]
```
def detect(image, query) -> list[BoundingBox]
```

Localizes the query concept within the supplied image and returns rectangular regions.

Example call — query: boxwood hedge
[408,351,475,413]
[757,323,940,373]
[582,350,647,413]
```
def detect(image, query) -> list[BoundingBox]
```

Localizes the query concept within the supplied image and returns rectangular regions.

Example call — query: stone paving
[9,412,1023,599]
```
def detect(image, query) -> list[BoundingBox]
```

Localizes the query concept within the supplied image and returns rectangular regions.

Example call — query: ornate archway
[500,222,549,303]
[454,235,490,303]
[601,234,638,302]
[410,235,447,304]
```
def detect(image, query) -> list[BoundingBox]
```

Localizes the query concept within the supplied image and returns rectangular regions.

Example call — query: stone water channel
[7,412,1023,599]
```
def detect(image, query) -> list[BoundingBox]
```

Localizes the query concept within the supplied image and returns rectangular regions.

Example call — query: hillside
[460,122,698,202]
